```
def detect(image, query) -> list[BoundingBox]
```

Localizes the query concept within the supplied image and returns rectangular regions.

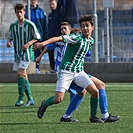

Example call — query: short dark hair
[49,0,57,2]
[60,22,71,28]
[14,3,25,12]
[79,14,94,26]
[70,28,81,34]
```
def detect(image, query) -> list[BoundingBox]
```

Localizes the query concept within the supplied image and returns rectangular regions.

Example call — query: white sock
[102,112,109,119]
[63,114,71,118]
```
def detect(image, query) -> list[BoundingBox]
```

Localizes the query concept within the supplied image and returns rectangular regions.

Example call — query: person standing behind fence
[25,0,48,73]
[6,4,41,106]
[58,0,79,27]
[47,0,61,72]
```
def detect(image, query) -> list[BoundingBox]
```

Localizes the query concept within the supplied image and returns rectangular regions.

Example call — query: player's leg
[37,70,73,119]
[91,76,108,118]
[60,89,85,122]
[13,62,26,106]
[24,71,34,106]
[34,49,41,73]
[15,67,25,106]
[60,83,85,122]
[74,71,103,123]
[37,91,65,119]
[68,88,77,102]
[91,76,120,122]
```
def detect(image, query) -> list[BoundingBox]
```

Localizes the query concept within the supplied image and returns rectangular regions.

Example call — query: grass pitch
[0,83,133,133]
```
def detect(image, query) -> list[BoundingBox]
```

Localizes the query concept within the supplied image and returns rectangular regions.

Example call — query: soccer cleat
[90,116,104,123]
[60,117,79,122]
[102,114,120,122]
[15,99,24,106]
[37,100,47,119]
[24,99,35,106]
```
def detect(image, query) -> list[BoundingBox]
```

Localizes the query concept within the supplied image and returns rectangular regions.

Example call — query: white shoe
[24,100,35,106]
[36,69,40,74]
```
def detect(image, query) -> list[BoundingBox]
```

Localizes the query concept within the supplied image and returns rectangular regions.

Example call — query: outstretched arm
[36,46,49,63]
[34,36,63,50]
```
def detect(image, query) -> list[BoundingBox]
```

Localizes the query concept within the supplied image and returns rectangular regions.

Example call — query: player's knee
[87,85,99,98]
[100,82,105,89]
[91,89,99,98]
[97,81,105,89]
[17,72,22,78]
[78,89,86,96]
[54,97,63,104]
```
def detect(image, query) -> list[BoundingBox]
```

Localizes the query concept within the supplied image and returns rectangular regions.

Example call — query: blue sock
[70,93,76,102]
[65,94,83,116]
[99,89,108,114]
[68,88,77,102]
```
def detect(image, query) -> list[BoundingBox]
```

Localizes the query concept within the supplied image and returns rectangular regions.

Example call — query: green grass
[0,83,133,133]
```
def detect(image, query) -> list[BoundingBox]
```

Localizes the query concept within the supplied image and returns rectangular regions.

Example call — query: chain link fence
[0,0,132,63]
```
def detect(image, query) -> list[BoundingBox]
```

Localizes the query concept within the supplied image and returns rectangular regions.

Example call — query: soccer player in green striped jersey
[35,14,103,123]
[6,4,41,106]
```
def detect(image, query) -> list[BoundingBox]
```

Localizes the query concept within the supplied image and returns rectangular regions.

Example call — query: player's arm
[6,39,12,48]
[22,39,38,51]
[36,43,56,63]
[6,30,13,48]
[36,46,49,63]
[34,36,63,50]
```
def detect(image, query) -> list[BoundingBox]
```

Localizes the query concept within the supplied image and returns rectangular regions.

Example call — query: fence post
[92,0,98,63]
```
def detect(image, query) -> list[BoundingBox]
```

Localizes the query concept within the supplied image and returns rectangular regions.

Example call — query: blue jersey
[47,42,67,71]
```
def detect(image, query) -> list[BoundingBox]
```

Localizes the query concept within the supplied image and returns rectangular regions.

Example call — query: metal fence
[0,0,133,63]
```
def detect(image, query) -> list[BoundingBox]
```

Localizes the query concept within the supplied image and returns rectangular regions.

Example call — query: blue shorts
[68,74,91,94]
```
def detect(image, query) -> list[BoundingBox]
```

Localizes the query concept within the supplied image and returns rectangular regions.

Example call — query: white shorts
[56,70,93,92]
[13,61,31,71]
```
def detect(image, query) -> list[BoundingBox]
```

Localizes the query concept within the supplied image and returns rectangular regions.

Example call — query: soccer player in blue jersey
[35,21,120,123]
[6,4,41,106]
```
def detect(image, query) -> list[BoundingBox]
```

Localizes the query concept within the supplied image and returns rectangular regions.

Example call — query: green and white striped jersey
[7,19,41,62]
[59,32,94,72]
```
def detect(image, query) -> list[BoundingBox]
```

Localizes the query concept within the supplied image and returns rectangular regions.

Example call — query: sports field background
[0,83,132,133]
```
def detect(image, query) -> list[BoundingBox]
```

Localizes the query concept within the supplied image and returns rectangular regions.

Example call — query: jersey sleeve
[7,24,13,40]
[62,33,81,45]
[31,22,41,40]
[46,43,56,51]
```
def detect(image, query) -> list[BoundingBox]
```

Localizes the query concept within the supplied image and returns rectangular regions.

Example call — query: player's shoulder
[89,37,94,43]
[10,20,18,27]
[25,19,36,26]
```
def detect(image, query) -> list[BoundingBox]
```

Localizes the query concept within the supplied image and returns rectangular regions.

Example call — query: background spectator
[47,0,61,72]
[25,0,48,73]
[58,0,79,27]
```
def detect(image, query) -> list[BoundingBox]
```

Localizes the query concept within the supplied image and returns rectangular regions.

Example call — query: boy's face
[50,0,57,11]
[15,9,25,20]
[80,21,94,37]
[60,25,71,35]
[30,0,38,7]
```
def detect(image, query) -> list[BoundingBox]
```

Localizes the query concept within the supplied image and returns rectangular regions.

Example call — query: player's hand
[22,43,29,51]
[36,56,41,63]
[33,42,43,50]
[6,41,12,48]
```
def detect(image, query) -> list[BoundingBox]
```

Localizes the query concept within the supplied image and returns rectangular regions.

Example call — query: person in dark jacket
[25,0,48,73]
[58,0,79,27]
[47,0,61,72]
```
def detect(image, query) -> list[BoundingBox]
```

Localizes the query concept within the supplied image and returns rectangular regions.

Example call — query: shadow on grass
[0,105,39,114]
[107,89,133,92]
[0,105,39,109]
[0,121,86,126]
